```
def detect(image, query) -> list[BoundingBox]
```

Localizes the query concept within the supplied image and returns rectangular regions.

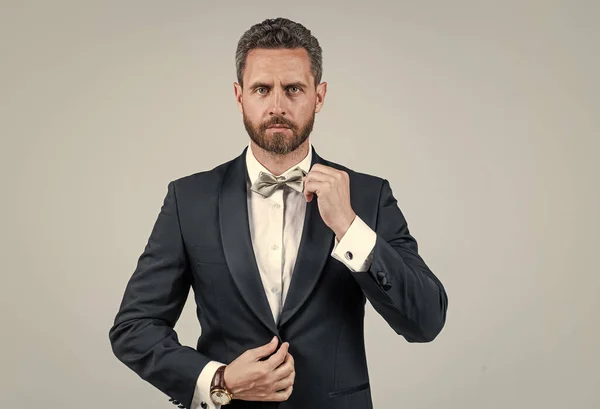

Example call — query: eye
[256,87,268,95]
[288,86,300,94]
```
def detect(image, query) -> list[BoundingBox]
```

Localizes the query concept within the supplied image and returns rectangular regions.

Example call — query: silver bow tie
[250,166,307,198]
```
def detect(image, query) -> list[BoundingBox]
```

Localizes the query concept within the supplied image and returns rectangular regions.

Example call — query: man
[109,17,448,409]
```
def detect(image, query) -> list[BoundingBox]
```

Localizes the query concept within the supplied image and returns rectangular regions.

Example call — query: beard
[243,110,315,156]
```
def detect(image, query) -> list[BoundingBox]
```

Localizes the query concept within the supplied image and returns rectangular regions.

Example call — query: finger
[251,336,279,361]
[304,170,335,184]
[272,370,295,393]
[272,353,295,379]
[308,163,349,180]
[303,181,315,201]
[303,180,329,200]
[304,185,318,202]
[271,384,293,402]
[310,164,345,178]
[266,342,289,370]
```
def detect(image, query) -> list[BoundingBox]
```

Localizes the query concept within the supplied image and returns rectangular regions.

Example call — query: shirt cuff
[331,215,376,272]
[191,360,226,409]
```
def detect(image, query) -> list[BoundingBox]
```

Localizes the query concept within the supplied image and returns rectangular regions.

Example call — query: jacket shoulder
[170,158,233,193]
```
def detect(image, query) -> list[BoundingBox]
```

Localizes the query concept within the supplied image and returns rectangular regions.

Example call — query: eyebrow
[248,81,308,90]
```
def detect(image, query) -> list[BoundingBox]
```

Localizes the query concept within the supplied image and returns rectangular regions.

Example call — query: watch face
[211,390,231,405]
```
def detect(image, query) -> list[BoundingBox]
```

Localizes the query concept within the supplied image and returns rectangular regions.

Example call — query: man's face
[234,48,327,155]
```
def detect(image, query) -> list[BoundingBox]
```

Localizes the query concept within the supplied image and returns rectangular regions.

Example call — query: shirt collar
[246,140,312,185]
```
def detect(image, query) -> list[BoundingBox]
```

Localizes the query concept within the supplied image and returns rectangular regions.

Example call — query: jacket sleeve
[350,179,448,342]
[109,181,210,409]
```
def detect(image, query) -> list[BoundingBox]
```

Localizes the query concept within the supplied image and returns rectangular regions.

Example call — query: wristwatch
[210,365,233,405]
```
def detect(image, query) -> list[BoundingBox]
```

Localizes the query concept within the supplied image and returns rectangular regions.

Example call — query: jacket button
[345,251,353,260]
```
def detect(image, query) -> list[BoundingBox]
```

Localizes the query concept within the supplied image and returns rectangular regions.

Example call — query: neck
[250,140,310,176]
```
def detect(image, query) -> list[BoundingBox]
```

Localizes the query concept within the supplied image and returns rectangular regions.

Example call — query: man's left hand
[302,164,356,241]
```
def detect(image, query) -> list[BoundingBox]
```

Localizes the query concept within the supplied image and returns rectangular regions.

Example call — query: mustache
[261,117,295,129]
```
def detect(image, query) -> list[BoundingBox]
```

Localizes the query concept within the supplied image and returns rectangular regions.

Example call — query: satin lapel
[218,147,279,335]
[278,147,335,328]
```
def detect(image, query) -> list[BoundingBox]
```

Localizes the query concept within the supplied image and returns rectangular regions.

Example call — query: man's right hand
[223,336,295,402]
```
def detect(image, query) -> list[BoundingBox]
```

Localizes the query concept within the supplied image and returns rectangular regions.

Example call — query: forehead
[243,48,312,85]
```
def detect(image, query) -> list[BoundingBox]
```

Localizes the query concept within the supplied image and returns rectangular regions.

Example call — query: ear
[233,82,243,114]
[314,81,327,113]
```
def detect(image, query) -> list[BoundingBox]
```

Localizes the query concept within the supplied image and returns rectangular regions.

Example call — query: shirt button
[271,287,278,293]
[274,203,281,209]
[272,244,279,250]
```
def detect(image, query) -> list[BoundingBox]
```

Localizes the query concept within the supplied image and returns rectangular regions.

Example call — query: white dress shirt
[191,140,377,409]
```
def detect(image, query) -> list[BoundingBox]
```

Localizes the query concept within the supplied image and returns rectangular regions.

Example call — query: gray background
[1,1,598,408]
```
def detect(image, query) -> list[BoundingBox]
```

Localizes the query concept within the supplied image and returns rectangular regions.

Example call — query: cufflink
[376,271,392,290]
[345,251,353,260]
[376,271,387,285]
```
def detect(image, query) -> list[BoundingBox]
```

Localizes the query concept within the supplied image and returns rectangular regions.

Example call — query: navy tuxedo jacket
[109,145,448,409]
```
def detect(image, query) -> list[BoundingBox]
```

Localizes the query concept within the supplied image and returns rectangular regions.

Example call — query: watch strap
[210,365,232,401]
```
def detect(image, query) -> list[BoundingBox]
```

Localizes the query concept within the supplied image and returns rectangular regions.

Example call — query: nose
[269,88,286,116]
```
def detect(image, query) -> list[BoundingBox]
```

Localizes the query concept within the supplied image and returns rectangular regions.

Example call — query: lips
[268,125,289,129]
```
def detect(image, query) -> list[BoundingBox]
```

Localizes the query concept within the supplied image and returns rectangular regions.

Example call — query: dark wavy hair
[235,17,323,88]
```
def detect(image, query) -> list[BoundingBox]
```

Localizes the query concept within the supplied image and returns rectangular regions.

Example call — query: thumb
[252,336,279,360]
